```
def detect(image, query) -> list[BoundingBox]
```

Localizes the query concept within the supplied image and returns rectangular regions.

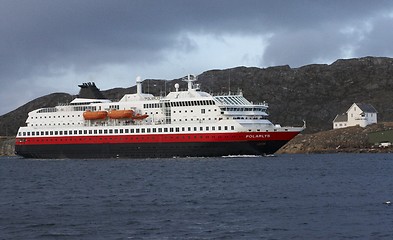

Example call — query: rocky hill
[2,56,393,136]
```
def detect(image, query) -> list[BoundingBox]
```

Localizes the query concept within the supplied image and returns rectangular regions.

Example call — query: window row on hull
[18,125,238,137]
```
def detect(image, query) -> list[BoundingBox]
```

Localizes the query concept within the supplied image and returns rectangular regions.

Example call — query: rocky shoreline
[2,123,393,157]
[0,136,15,156]
[277,123,393,154]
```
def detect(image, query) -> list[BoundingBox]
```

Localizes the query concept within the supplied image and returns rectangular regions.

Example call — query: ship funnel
[136,76,142,94]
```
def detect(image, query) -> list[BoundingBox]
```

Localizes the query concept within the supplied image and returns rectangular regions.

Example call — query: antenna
[228,70,231,95]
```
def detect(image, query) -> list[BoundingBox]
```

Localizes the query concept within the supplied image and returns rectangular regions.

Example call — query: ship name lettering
[246,134,271,139]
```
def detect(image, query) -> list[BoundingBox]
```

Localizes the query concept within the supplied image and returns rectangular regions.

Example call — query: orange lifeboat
[132,113,149,120]
[108,109,134,119]
[83,110,108,120]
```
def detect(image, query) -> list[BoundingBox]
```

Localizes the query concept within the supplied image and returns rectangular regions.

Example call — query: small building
[333,103,377,129]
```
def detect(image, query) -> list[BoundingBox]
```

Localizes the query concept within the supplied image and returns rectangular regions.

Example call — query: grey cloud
[262,26,351,67]
[356,17,393,57]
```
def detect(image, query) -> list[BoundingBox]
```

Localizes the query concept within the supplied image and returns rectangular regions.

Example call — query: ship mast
[182,74,199,91]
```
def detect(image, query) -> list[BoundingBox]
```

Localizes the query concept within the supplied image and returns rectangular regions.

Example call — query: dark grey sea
[1,154,393,239]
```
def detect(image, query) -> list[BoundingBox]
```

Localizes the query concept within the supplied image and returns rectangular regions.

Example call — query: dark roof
[333,113,348,122]
[355,103,378,113]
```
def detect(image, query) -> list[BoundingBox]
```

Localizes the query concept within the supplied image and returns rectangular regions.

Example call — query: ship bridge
[214,95,269,118]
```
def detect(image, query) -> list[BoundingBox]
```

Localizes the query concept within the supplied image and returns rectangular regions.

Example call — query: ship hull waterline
[15,140,291,159]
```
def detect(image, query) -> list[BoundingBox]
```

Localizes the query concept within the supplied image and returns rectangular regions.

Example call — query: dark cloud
[1,0,393,114]
[357,17,393,57]
[262,27,350,67]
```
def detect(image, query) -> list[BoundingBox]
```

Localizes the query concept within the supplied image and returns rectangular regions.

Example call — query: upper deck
[23,75,272,129]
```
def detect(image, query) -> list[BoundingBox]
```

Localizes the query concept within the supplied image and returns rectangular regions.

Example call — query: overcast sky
[1,0,393,115]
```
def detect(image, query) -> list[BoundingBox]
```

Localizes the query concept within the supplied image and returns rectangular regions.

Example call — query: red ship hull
[15,131,300,158]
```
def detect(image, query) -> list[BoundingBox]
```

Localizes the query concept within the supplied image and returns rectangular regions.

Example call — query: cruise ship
[15,75,304,158]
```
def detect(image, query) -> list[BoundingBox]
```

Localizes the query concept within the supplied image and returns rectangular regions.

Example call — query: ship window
[50,131,53,135]
[218,126,222,130]
[104,130,108,134]
[125,129,129,133]
[194,127,197,131]
[147,128,151,133]
[158,128,162,133]
[153,128,156,133]
[175,127,179,132]
[170,128,174,132]
[120,129,123,134]
[206,127,209,131]
[84,130,87,134]
[41,131,44,135]
[164,128,168,133]
[224,126,228,130]
[231,126,234,130]
[136,129,139,133]
[59,131,63,135]
[141,129,145,133]
[109,129,113,134]
[114,129,118,134]
[188,127,191,131]
[46,131,49,135]
[88,130,92,134]
[94,130,97,134]
[182,127,185,131]
[55,131,58,135]
[32,132,35,136]
[212,126,215,130]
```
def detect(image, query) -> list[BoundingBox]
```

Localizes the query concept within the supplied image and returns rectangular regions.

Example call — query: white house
[333,103,377,129]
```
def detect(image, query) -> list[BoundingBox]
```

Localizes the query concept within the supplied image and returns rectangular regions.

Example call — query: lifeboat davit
[132,113,149,120]
[83,110,108,120]
[108,109,134,119]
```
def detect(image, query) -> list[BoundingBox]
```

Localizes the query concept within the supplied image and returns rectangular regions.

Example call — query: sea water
[1,154,393,239]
